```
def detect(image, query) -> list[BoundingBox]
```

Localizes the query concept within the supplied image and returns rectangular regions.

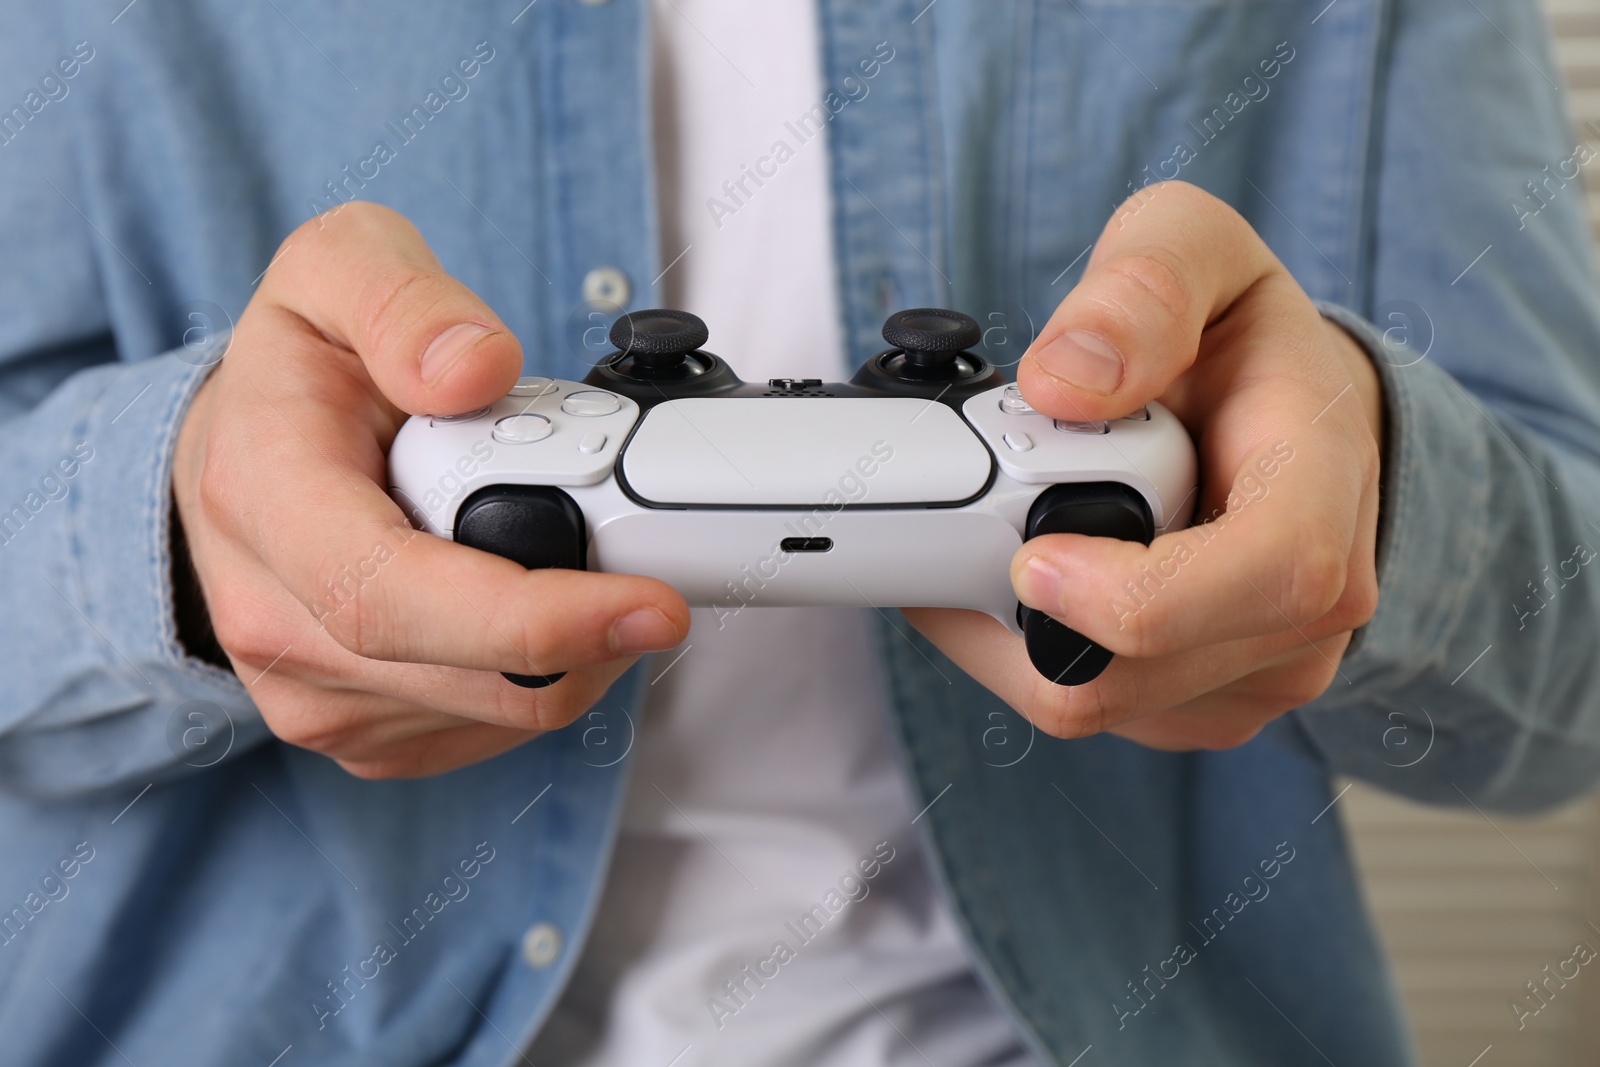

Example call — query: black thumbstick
[850,307,999,400]
[609,309,710,372]
[881,309,982,370]
[584,308,740,398]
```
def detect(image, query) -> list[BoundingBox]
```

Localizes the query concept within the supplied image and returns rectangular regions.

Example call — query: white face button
[1121,406,1151,421]
[1002,431,1034,452]
[1054,419,1109,435]
[562,390,623,417]
[577,431,608,454]
[509,376,558,398]
[493,413,554,444]
[999,383,1033,415]
[430,407,489,426]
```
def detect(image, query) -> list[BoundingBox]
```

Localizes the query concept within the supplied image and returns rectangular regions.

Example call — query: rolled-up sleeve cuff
[1314,301,1492,681]
[0,345,263,797]
[1288,304,1600,809]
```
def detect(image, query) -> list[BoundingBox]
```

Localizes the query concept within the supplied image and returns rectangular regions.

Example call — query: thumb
[259,202,522,416]
[1016,181,1278,422]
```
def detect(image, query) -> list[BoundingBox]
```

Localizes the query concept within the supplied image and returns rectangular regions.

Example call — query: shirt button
[582,267,630,310]
[522,922,563,968]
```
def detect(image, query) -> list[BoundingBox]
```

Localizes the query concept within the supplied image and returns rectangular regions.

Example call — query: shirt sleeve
[0,17,262,800]
[0,349,266,799]
[1292,0,1600,812]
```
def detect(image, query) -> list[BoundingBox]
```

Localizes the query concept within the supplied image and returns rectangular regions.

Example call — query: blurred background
[1337,4,1600,1064]
[1343,780,1598,1064]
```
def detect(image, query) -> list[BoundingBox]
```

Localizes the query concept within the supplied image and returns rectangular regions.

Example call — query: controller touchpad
[622,398,992,507]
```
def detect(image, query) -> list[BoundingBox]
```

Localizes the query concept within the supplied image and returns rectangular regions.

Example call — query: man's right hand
[172,203,690,779]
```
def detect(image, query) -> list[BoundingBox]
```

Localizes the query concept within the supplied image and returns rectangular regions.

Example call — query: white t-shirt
[528,5,1042,1065]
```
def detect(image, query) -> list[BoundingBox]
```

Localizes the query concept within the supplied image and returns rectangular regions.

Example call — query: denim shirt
[3,1,1600,1064]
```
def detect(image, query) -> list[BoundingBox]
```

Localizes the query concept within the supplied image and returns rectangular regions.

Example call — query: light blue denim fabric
[1,0,1598,1064]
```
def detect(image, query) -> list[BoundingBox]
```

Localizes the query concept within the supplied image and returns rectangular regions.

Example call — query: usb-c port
[780,537,833,553]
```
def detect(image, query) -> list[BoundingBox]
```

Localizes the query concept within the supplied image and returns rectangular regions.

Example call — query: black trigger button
[1019,606,1115,687]
[455,486,588,687]
[1026,485,1153,543]
[503,670,563,689]
[1021,484,1153,686]
[455,486,586,571]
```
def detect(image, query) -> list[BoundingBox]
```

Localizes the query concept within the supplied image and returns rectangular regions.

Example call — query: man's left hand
[905,182,1384,751]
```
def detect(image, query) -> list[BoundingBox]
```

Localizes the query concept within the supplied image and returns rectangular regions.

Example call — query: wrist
[1323,315,1386,447]
[170,491,230,670]
[169,374,230,670]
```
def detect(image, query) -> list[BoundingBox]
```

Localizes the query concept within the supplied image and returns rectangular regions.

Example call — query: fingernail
[609,608,681,655]
[1017,556,1064,612]
[421,322,494,384]
[1037,330,1124,395]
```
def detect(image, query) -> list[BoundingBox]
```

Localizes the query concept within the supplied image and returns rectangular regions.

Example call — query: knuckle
[194,435,247,536]
[210,595,282,667]
[293,199,395,249]
[1286,663,1340,709]
[1349,573,1381,627]
[1190,720,1268,751]
[1259,661,1340,715]
[333,199,399,230]
[277,204,361,282]
[1281,537,1347,624]
[1100,247,1195,328]
[308,564,392,660]
[495,683,584,734]
[264,708,352,755]
[506,616,554,671]
[262,694,399,762]
[262,228,308,289]
[357,267,450,355]
[491,684,540,729]
[336,759,398,781]
[1187,182,1248,230]
[1103,600,1163,659]
[1156,179,1249,236]
[274,201,419,308]
[503,605,594,679]
[1328,572,1380,633]
[335,748,435,780]
[1354,433,1381,483]
[195,459,232,532]
[1032,683,1117,740]
[270,717,334,753]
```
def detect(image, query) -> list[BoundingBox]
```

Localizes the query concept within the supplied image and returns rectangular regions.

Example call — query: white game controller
[389,309,1197,687]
